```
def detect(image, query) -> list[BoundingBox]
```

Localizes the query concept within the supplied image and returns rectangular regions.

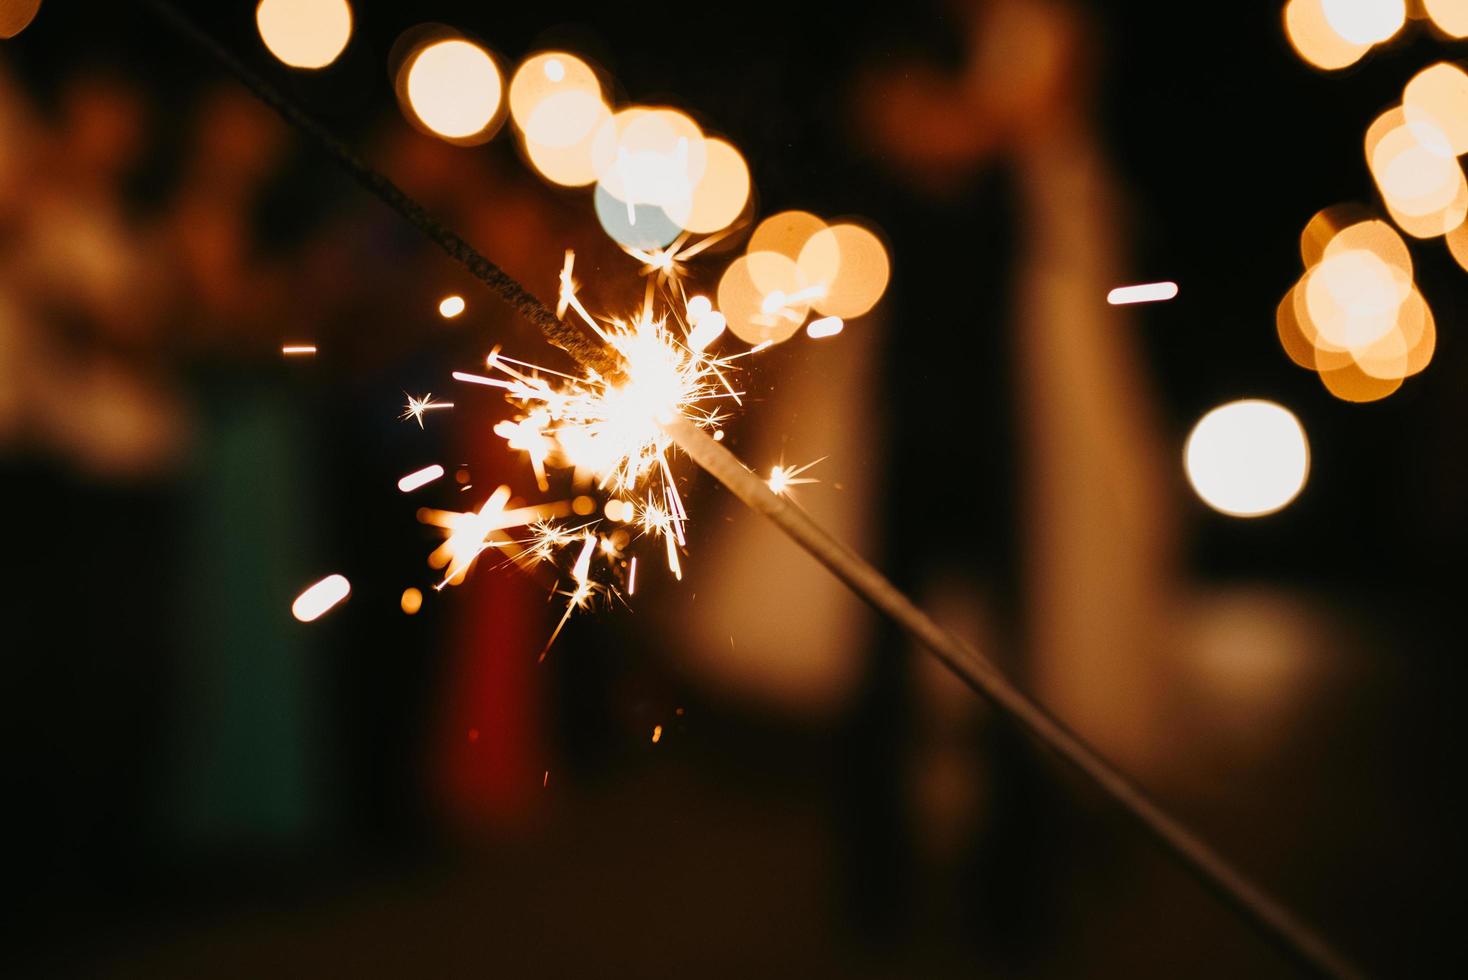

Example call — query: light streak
[397,463,445,493]
[292,574,350,622]
[806,315,843,339]
[282,344,318,355]
[400,392,454,428]
[1106,281,1179,305]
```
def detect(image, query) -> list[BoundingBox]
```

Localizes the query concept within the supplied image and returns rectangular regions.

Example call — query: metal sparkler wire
[138,2,1360,975]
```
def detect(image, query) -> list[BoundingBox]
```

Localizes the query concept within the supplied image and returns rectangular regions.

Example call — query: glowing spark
[541,531,599,658]
[452,372,492,388]
[400,392,454,428]
[420,487,574,587]
[806,316,844,339]
[439,295,466,318]
[292,574,350,622]
[651,724,662,743]
[423,249,770,654]
[767,456,825,497]
[397,463,445,493]
[1106,281,1179,305]
[479,251,741,582]
[622,228,740,289]
[282,345,318,355]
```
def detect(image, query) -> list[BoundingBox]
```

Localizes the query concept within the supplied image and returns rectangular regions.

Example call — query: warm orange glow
[0,0,41,39]
[438,295,466,318]
[799,223,892,318]
[1323,218,1412,275]
[1317,359,1402,402]
[1320,0,1405,45]
[400,587,423,615]
[1404,62,1468,155]
[683,138,751,235]
[1284,0,1372,71]
[281,344,318,355]
[1304,248,1407,349]
[1446,216,1468,270]
[1279,210,1436,400]
[1426,0,1468,36]
[719,252,809,346]
[521,96,610,186]
[404,39,503,142]
[510,52,609,187]
[750,210,828,263]
[592,107,707,229]
[255,0,352,70]
[1366,106,1468,238]
[1276,283,1318,370]
[509,52,601,132]
[1184,401,1309,518]
[292,574,351,622]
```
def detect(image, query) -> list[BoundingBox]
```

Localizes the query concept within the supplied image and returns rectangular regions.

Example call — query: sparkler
[430,251,747,642]
[767,457,824,497]
[400,392,454,428]
[143,3,1361,975]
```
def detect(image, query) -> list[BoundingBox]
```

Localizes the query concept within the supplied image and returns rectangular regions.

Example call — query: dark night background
[1,1,1463,977]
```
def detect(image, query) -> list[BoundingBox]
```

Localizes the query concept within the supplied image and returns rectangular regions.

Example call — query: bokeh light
[1320,0,1405,45]
[713,210,891,346]
[798,223,891,319]
[292,574,351,622]
[509,52,610,187]
[1184,401,1310,518]
[1445,215,1468,270]
[438,294,466,318]
[1303,248,1406,349]
[255,0,352,70]
[718,253,808,346]
[750,210,827,263]
[400,587,424,615]
[593,182,682,250]
[0,0,42,39]
[509,52,601,131]
[1425,0,1468,36]
[402,38,503,143]
[592,107,707,232]
[521,97,611,186]
[683,138,751,235]
[1365,106,1468,238]
[1404,62,1468,155]
[1284,0,1371,71]
[1277,210,1435,401]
